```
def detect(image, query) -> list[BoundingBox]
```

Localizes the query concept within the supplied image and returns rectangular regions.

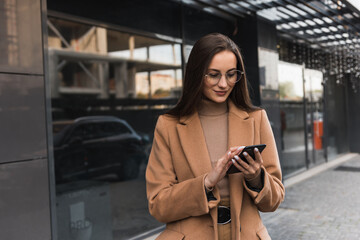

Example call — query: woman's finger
[225,160,233,170]
[229,146,238,151]
[231,157,248,173]
[242,151,256,166]
[254,148,264,165]
[234,154,250,170]
[230,146,245,154]
[240,152,254,167]
[219,151,232,166]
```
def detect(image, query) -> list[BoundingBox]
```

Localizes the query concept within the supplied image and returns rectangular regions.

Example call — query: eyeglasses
[204,69,244,85]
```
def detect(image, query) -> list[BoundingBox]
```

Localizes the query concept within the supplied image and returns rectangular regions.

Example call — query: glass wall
[258,47,282,159]
[304,69,326,166]
[325,75,349,159]
[279,61,327,176]
[47,18,182,240]
[278,61,307,176]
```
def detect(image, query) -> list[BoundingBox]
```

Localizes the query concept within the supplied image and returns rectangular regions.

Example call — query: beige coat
[146,101,285,240]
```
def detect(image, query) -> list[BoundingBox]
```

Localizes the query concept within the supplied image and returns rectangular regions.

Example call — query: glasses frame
[204,69,244,85]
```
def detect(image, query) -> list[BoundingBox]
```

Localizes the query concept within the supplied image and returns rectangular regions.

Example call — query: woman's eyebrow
[208,68,237,72]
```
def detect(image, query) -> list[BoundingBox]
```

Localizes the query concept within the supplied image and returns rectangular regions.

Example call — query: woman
[146,33,284,240]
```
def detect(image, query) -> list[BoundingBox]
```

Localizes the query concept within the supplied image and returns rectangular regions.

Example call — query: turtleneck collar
[198,98,228,116]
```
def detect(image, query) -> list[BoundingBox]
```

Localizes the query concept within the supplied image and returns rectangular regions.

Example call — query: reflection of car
[53,116,148,183]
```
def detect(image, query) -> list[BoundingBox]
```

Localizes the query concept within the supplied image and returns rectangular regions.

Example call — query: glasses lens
[226,70,243,84]
[206,72,222,84]
[205,70,243,85]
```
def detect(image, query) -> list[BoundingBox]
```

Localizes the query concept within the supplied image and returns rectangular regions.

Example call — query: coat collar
[176,100,254,177]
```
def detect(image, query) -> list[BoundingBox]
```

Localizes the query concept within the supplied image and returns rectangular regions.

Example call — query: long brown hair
[167,33,258,118]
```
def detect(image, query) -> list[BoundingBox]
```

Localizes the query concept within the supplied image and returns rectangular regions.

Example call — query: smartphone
[227,144,266,174]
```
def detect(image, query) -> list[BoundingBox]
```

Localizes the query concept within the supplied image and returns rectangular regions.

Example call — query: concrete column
[114,62,127,98]
[129,36,135,60]
[127,66,136,98]
[99,62,109,99]
[148,71,152,99]
[96,27,107,53]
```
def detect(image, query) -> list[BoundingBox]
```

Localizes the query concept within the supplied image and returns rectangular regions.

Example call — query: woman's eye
[226,71,237,78]
[208,73,220,78]
[227,73,235,77]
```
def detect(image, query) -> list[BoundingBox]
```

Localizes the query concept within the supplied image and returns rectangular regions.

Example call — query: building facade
[1,0,360,239]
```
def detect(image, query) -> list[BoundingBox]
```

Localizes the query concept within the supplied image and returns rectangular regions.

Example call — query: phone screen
[226,144,266,174]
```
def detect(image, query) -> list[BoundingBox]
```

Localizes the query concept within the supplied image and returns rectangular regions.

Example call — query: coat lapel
[227,101,255,239]
[176,112,212,177]
[176,101,255,178]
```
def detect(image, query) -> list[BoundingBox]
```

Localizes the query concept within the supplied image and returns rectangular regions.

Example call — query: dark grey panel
[346,76,360,153]
[236,16,261,106]
[325,75,349,155]
[257,18,277,51]
[0,158,51,239]
[47,0,182,40]
[0,73,47,163]
[0,0,43,74]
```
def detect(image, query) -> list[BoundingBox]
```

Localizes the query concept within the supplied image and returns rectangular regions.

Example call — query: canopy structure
[180,0,360,91]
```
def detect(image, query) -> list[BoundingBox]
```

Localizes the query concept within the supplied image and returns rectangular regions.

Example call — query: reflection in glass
[48,18,182,99]
[304,69,325,166]
[278,61,306,176]
[325,75,349,160]
[48,18,182,239]
[53,116,148,183]
[151,70,182,98]
[257,48,283,163]
[149,44,182,64]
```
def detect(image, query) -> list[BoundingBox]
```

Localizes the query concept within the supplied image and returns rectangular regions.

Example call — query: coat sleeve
[243,110,285,212]
[146,116,218,223]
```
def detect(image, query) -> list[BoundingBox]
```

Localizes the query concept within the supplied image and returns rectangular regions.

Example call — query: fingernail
[243,152,248,156]
[234,155,240,160]
[237,146,245,151]
[254,148,258,152]
[232,159,235,164]
[228,151,231,156]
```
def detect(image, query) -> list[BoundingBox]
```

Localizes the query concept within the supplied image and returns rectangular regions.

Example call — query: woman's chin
[209,95,228,103]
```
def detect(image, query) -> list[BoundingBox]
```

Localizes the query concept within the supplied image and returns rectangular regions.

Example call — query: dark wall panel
[347,77,360,153]
[257,18,278,51]
[0,74,47,163]
[47,0,182,39]
[0,159,51,239]
[0,0,43,74]
[183,6,236,44]
[325,75,349,154]
[236,15,261,106]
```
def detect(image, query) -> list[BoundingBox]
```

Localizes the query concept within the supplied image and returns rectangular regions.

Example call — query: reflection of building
[149,73,180,95]
[47,19,182,99]
[136,72,180,97]
[1,0,360,239]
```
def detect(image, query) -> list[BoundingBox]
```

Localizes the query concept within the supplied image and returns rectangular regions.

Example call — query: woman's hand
[204,146,245,190]
[232,147,264,186]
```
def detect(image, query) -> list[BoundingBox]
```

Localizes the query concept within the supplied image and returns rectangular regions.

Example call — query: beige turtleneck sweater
[198,99,230,199]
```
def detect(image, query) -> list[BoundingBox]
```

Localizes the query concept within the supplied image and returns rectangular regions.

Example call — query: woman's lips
[214,90,227,96]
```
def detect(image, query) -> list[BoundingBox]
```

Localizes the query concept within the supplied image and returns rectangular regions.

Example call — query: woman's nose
[218,75,228,88]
